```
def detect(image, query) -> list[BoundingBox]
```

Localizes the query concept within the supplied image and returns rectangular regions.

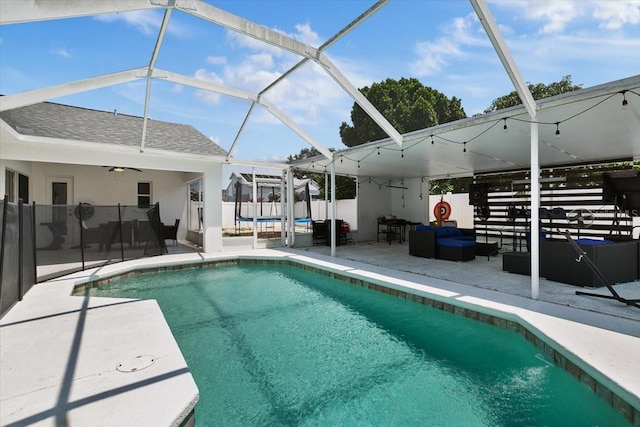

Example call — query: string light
[294,90,635,175]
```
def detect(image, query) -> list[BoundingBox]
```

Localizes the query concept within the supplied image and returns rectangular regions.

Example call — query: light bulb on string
[622,91,628,110]
[377,147,380,155]
[401,149,404,158]
[430,135,434,145]
[463,142,467,153]
[503,118,508,133]
[555,122,560,139]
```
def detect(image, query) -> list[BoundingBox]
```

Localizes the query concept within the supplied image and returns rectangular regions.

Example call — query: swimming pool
[88,262,630,426]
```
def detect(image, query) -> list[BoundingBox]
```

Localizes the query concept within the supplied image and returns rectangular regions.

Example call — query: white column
[203,163,222,252]
[252,168,257,249]
[281,169,286,246]
[324,171,329,220]
[530,120,540,300]
[330,159,336,256]
[424,178,430,224]
[287,169,295,246]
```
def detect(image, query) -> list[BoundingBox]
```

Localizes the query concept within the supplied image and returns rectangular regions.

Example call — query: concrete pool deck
[1,247,639,425]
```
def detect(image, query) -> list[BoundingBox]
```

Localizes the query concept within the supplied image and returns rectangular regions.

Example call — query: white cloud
[191,21,348,128]
[94,10,190,37]
[592,0,640,29]
[409,13,487,77]
[488,0,580,34]
[193,68,224,104]
[51,48,71,58]
[490,1,640,34]
[527,1,580,34]
[291,22,322,46]
[95,10,160,35]
[206,55,227,65]
[411,38,462,77]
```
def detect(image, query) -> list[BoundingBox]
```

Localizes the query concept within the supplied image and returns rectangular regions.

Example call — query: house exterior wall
[357,181,392,241]
[388,177,429,224]
[0,159,33,202]
[203,164,222,252]
[28,162,188,228]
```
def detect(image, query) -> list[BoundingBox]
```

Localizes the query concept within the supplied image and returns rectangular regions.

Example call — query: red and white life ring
[433,201,451,221]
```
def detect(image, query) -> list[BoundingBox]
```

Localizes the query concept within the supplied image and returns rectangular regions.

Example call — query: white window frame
[137,181,152,208]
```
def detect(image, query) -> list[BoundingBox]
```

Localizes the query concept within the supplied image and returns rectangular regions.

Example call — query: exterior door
[45,177,74,245]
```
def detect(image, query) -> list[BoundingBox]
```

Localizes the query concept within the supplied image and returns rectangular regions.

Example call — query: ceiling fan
[103,166,142,173]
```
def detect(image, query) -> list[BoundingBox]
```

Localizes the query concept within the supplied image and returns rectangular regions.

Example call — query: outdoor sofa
[409,225,476,262]
[540,238,639,287]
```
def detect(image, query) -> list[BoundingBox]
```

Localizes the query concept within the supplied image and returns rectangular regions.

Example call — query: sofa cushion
[433,227,452,238]
[442,226,462,237]
[575,238,614,246]
[438,238,476,248]
[415,225,433,232]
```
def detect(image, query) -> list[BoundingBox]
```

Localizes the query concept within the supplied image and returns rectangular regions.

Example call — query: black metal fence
[0,198,36,316]
[0,199,168,316]
[34,202,167,276]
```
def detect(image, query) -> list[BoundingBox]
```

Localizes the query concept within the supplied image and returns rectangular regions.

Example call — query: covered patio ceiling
[290,74,640,181]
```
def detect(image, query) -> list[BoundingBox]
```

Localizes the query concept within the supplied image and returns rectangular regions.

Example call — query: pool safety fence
[0,200,169,289]
[0,197,36,317]
[35,202,167,278]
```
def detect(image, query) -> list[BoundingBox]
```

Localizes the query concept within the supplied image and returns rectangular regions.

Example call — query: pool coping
[2,249,639,425]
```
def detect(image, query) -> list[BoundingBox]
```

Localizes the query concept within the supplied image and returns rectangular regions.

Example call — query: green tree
[429,177,473,195]
[287,147,356,199]
[484,75,582,113]
[287,147,323,179]
[339,77,466,147]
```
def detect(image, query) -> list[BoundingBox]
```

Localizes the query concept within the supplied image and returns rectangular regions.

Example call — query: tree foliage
[286,147,356,199]
[484,75,582,113]
[339,77,466,147]
[429,177,473,195]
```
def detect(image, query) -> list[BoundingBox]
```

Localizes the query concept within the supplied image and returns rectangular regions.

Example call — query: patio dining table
[377,218,421,244]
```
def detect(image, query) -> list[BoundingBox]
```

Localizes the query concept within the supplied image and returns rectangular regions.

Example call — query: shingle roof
[0,101,228,157]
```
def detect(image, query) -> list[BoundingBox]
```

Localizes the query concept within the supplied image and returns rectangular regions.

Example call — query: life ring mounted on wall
[433,201,451,221]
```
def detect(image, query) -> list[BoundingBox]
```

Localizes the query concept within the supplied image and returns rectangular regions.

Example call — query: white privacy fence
[219,200,358,230]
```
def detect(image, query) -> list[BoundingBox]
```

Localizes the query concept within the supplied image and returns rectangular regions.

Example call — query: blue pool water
[88,263,630,426]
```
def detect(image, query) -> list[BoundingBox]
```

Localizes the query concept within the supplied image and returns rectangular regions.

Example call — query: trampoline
[233,180,313,235]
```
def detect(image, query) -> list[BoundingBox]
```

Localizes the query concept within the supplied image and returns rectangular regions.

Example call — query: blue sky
[1,0,639,164]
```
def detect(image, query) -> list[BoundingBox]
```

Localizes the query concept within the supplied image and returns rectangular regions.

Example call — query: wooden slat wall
[472,164,635,250]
